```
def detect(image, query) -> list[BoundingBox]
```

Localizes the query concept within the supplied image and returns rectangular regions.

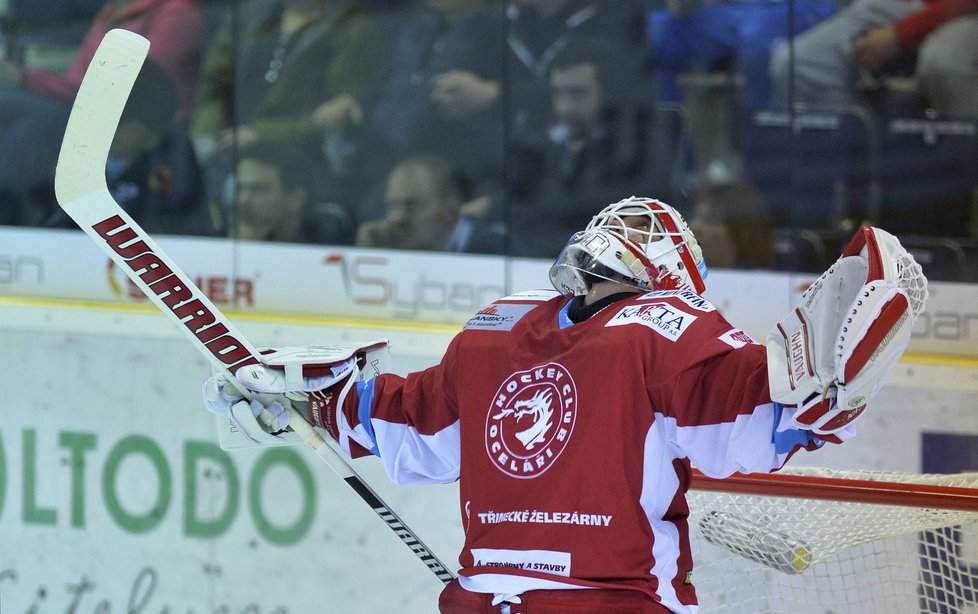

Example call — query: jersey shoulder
[462,289,564,332]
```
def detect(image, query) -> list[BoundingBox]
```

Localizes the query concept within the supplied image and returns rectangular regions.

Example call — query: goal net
[688,467,978,613]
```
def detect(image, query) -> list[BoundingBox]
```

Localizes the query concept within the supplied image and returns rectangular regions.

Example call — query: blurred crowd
[0,0,975,276]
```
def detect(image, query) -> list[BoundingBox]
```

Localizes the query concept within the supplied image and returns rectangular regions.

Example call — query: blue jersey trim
[356,379,380,456]
[557,299,574,329]
[771,402,822,454]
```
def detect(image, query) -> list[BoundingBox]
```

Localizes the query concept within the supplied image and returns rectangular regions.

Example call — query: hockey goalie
[205,197,927,614]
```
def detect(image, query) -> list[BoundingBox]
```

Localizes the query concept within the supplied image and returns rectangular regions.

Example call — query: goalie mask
[550,196,708,296]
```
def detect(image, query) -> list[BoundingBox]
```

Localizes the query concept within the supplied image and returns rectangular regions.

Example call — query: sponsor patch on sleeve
[718,328,759,349]
[464,302,538,331]
[606,302,696,341]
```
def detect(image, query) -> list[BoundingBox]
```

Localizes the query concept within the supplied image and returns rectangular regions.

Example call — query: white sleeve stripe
[671,405,791,478]
[641,419,687,611]
[371,418,461,485]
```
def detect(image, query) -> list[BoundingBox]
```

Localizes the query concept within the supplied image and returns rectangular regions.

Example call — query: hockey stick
[54,28,454,585]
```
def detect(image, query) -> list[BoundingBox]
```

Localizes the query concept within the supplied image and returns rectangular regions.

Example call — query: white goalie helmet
[549,196,708,296]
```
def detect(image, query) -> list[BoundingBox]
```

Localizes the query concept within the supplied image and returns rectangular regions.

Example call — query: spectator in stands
[430,0,650,150]
[191,0,388,215]
[648,0,835,111]
[227,141,354,244]
[355,154,505,254]
[769,0,978,116]
[0,58,207,235]
[506,35,676,258]
[0,0,204,136]
[350,0,496,220]
[687,179,776,270]
[647,0,835,180]
[356,0,651,224]
[192,0,386,154]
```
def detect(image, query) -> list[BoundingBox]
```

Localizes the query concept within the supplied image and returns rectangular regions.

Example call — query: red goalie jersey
[331,289,825,612]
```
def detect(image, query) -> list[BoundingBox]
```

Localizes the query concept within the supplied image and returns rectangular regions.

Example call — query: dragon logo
[496,389,554,450]
[485,363,577,479]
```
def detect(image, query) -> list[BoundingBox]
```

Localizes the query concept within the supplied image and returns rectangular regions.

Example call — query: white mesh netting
[688,467,978,613]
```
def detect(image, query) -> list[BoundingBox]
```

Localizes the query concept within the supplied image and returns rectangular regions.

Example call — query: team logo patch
[606,302,696,341]
[485,363,578,479]
[464,303,537,331]
[719,328,759,349]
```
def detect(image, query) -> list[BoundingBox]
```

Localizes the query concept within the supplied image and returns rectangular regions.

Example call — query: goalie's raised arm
[766,226,928,436]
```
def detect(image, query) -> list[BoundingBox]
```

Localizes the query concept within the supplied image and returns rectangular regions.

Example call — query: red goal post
[686,466,978,613]
[691,468,978,512]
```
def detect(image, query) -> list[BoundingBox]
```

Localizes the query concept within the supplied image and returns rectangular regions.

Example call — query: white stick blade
[55,28,149,205]
[52,27,263,376]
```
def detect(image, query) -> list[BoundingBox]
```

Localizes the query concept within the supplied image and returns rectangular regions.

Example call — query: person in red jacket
[0,0,204,134]
[769,0,978,115]
[206,196,927,612]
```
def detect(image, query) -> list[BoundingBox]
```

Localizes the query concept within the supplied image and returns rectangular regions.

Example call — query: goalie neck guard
[549,196,708,296]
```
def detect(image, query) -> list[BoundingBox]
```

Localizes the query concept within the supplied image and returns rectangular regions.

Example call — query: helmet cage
[549,197,707,296]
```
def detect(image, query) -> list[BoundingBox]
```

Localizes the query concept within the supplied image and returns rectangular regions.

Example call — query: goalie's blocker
[767,226,927,436]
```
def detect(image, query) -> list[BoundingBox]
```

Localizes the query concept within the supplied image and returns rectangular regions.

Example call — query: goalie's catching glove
[203,340,389,445]
[766,227,927,435]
